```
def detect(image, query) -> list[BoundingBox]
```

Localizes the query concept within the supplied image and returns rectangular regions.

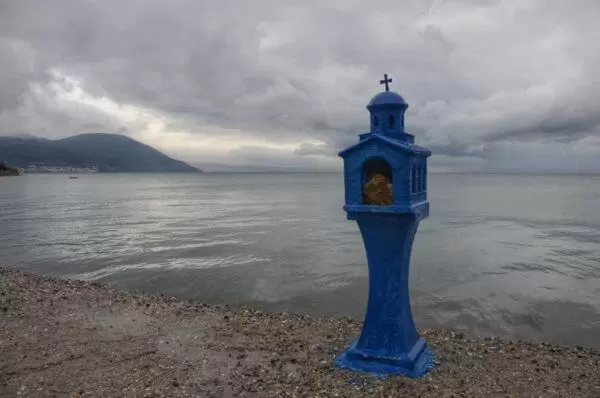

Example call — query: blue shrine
[336,74,435,377]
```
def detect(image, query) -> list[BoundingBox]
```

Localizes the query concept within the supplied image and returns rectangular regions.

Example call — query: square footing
[335,338,435,378]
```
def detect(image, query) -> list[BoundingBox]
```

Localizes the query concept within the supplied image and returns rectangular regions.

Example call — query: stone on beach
[2,267,600,397]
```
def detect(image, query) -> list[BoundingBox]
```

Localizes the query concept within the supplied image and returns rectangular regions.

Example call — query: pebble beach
[1,267,599,397]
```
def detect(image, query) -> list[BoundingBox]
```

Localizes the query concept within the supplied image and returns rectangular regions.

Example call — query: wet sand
[1,267,599,397]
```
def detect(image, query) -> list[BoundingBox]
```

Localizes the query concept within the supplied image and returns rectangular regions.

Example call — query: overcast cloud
[1,0,599,172]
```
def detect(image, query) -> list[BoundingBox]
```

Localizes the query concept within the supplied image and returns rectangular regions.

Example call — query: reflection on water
[1,173,600,348]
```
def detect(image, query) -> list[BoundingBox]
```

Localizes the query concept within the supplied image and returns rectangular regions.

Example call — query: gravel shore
[1,267,599,397]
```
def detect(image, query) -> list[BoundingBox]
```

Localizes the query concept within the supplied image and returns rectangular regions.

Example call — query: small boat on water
[69,176,79,179]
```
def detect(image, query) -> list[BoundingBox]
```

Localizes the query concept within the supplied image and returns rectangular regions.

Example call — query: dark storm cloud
[488,114,600,144]
[1,0,599,170]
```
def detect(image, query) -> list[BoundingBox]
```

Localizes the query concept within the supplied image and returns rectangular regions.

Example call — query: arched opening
[362,157,393,205]
[389,114,395,127]
[373,115,379,127]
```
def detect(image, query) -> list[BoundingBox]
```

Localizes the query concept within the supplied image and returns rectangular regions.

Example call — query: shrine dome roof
[367,91,408,109]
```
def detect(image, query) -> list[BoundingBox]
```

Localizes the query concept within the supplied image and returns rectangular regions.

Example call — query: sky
[1,0,599,172]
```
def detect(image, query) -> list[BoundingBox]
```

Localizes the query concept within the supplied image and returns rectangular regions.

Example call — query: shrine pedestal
[335,212,434,377]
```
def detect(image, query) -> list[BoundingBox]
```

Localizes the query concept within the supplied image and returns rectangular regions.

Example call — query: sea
[1,173,600,348]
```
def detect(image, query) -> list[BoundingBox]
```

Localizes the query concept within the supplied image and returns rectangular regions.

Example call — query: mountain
[5,133,42,140]
[0,133,200,173]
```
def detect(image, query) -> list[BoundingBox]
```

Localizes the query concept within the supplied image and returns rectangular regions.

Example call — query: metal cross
[379,74,393,91]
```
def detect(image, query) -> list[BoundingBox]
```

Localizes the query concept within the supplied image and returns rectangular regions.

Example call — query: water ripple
[2,173,600,349]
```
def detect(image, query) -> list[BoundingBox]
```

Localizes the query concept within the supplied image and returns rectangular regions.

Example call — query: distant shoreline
[0,167,22,177]
[20,170,202,174]
[14,170,600,176]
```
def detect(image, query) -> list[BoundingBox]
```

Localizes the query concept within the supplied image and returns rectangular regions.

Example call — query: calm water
[1,173,600,348]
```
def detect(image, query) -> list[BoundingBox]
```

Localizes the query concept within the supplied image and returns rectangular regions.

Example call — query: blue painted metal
[367,90,407,108]
[336,77,434,377]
